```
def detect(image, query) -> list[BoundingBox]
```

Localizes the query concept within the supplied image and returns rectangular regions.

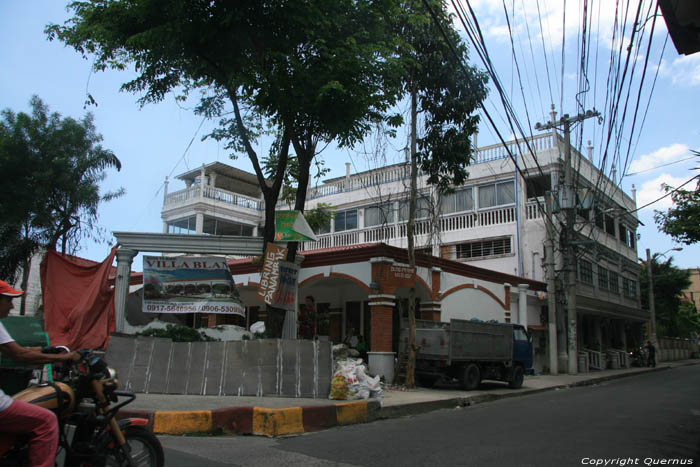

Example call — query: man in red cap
[0,280,79,467]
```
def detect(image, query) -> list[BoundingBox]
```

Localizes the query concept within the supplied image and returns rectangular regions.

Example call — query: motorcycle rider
[0,280,79,467]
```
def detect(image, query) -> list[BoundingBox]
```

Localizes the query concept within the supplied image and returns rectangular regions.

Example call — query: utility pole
[535,108,600,375]
[545,191,558,375]
[646,248,657,344]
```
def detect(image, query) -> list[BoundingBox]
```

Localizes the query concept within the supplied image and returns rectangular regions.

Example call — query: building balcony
[300,205,517,251]
[164,185,265,214]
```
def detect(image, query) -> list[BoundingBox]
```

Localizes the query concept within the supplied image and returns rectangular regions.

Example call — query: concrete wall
[105,336,332,398]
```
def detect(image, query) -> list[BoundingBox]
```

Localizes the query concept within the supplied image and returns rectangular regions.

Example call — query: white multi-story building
[162,131,645,373]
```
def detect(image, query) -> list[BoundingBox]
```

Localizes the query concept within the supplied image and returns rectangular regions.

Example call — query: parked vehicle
[629,346,648,367]
[0,348,164,466]
[401,319,533,390]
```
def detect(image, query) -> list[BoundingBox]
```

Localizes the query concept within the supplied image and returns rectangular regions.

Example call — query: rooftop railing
[164,185,264,211]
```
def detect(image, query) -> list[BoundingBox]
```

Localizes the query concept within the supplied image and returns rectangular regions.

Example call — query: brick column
[369,303,393,352]
[420,302,441,321]
[367,294,396,382]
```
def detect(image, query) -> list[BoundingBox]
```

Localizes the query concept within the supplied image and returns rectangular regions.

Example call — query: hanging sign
[257,243,288,305]
[142,255,244,316]
[270,260,299,311]
[274,210,319,242]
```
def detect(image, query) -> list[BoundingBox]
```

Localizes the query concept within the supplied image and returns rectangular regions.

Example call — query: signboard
[274,210,319,242]
[142,256,244,316]
[389,265,417,288]
[257,243,288,305]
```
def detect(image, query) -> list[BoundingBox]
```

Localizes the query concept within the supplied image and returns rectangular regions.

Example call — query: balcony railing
[300,205,516,251]
[306,133,557,201]
[164,185,264,211]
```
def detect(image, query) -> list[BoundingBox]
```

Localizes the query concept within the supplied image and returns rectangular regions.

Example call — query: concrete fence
[105,336,332,398]
[658,337,696,362]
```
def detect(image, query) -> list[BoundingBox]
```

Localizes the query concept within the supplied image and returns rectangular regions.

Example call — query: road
[159,364,700,466]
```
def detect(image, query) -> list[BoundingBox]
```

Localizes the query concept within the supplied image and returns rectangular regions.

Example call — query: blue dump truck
[401,319,533,390]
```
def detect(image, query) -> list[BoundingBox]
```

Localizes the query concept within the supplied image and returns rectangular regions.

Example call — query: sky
[1,1,698,271]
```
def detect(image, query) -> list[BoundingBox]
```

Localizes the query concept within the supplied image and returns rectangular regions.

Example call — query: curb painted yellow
[153,410,213,435]
[252,407,304,436]
[335,401,368,425]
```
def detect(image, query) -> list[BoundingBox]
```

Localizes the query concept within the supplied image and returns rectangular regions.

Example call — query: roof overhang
[659,0,700,55]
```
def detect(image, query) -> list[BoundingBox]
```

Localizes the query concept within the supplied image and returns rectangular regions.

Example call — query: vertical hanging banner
[142,255,244,316]
[271,261,299,311]
[258,243,288,305]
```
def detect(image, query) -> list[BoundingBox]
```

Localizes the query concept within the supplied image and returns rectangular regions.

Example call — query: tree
[47,0,409,336]
[654,157,700,245]
[0,96,123,312]
[396,1,488,387]
[640,254,693,338]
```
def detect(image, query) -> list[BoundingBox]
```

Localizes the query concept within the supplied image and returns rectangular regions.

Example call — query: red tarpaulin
[40,246,118,350]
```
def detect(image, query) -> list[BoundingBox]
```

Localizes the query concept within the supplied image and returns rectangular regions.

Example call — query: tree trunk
[19,256,30,316]
[405,89,418,389]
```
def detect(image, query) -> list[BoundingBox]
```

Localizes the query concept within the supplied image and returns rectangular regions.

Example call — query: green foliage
[0,96,123,280]
[394,0,488,192]
[654,169,700,245]
[640,255,693,338]
[139,324,217,342]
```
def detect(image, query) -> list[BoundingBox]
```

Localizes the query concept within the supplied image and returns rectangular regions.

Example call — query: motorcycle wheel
[105,426,164,467]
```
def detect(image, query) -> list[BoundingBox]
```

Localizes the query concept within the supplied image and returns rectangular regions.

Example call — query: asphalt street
[159,365,700,466]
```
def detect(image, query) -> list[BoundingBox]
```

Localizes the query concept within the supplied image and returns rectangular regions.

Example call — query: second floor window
[456,237,512,259]
[579,259,593,285]
[440,188,473,214]
[398,196,432,222]
[609,271,620,294]
[478,181,515,209]
[365,203,394,227]
[598,267,609,290]
[334,209,358,232]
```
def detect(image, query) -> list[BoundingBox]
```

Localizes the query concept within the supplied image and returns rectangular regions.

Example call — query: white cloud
[635,173,688,211]
[629,143,691,173]
[659,54,700,87]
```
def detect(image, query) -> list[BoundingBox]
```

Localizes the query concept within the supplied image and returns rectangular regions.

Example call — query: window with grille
[623,278,637,297]
[609,271,620,294]
[598,267,609,290]
[456,237,512,259]
[579,259,593,285]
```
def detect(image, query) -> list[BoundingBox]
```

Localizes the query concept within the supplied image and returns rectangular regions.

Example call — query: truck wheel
[461,364,480,390]
[509,365,524,389]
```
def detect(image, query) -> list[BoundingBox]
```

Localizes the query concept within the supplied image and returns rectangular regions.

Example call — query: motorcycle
[0,347,164,466]
[629,346,648,367]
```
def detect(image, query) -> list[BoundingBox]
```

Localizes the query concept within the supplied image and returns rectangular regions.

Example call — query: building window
[365,202,394,227]
[167,216,197,234]
[623,278,637,298]
[334,209,358,232]
[478,181,515,209]
[202,216,253,236]
[440,188,473,214]
[456,237,511,259]
[609,271,619,294]
[398,196,431,222]
[579,259,593,285]
[598,267,609,290]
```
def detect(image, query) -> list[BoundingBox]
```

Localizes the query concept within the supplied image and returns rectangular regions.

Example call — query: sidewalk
[116,359,699,437]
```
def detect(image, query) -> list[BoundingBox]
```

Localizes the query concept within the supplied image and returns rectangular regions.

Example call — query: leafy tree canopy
[0,96,123,282]
[654,158,700,245]
[640,254,694,338]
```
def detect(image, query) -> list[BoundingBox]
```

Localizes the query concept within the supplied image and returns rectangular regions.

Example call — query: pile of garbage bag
[329,347,383,404]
